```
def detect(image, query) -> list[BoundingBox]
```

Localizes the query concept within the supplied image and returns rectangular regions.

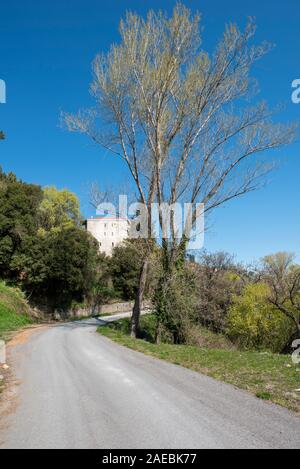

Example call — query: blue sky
[0,0,299,264]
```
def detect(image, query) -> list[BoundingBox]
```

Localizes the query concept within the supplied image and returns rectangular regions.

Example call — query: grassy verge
[0,281,33,341]
[98,315,300,413]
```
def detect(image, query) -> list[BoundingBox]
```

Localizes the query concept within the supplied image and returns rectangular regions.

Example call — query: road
[0,315,299,449]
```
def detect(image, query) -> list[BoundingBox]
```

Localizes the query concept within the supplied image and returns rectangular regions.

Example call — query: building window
[112,242,114,247]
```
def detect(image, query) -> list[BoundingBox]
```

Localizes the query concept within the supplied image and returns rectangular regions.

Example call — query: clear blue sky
[0,0,299,263]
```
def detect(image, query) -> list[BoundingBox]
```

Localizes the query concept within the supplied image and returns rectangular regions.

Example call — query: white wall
[86,217,129,256]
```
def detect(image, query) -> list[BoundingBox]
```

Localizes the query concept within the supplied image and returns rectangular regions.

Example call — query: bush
[227,283,293,352]
[110,240,144,300]
[0,169,42,279]
[110,239,158,301]
[16,226,101,313]
[195,251,245,333]
[0,281,33,339]
[185,324,235,350]
[154,264,198,344]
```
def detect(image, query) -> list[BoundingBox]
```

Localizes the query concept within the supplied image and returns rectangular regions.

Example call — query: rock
[0,374,3,380]
[294,389,300,393]
[2,364,9,370]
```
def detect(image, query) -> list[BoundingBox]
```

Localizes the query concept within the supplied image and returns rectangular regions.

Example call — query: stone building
[85,212,130,256]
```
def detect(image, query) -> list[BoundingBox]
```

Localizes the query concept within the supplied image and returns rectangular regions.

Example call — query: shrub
[185,324,235,350]
[227,283,293,352]
[16,226,100,313]
[154,264,198,344]
[0,281,33,339]
[195,251,246,333]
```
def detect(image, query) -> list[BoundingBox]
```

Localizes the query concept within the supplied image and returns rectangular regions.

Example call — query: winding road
[0,314,299,449]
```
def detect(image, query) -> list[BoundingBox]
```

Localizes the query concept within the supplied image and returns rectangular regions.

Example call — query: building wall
[86,217,129,256]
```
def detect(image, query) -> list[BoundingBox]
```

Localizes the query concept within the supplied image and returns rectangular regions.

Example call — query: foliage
[14,226,100,313]
[110,239,157,301]
[262,252,300,345]
[113,314,234,349]
[37,186,82,234]
[184,324,235,350]
[0,168,43,279]
[0,281,33,340]
[154,263,199,344]
[109,240,143,300]
[86,253,116,312]
[0,168,102,314]
[195,251,245,332]
[227,283,293,352]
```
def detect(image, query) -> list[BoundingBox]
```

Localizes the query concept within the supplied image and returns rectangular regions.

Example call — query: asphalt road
[0,315,299,449]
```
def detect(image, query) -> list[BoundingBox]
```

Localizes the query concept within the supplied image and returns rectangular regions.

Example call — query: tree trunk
[155,320,162,344]
[130,257,149,337]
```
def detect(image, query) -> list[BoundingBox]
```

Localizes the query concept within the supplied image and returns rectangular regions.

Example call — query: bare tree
[195,251,245,332]
[262,252,300,340]
[63,4,297,336]
[89,181,136,212]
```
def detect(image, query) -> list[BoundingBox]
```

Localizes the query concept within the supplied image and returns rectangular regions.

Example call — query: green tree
[38,186,82,234]
[110,239,157,300]
[227,283,293,352]
[0,168,102,315]
[110,239,148,301]
[16,226,100,313]
[0,168,43,279]
[86,253,116,314]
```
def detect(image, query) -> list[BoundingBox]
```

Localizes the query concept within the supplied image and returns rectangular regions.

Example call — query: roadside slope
[0,281,34,341]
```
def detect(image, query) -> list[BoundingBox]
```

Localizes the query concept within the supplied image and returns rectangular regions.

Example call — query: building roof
[86,215,129,222]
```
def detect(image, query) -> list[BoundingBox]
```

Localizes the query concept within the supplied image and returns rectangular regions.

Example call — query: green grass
[0,281,33,341]
[98,315,300,413]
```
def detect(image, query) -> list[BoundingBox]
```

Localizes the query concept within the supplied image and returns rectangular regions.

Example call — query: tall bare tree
[262,253,300,340]
[64,4,297,336]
